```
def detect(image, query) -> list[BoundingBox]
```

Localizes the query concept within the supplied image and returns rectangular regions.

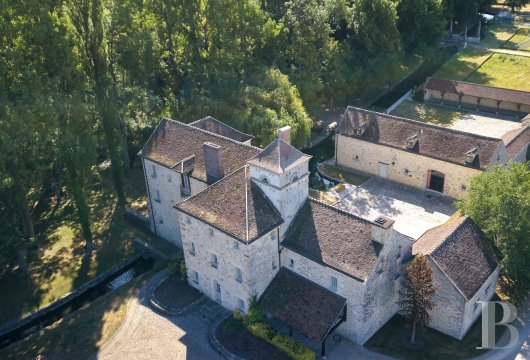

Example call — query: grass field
[466,53,530,91]
[435,47,492,81]
[481,23,520,48]
[0,271,151,360]
[503,28,530,51]
[0,165,150,324]
[390,100,466,126]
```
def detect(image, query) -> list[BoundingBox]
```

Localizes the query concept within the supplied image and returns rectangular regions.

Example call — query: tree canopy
[457,163,530,302]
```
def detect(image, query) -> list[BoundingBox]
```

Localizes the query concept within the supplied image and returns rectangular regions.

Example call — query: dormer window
[356,123,367,136]
[465,148,479,165]
[406,134,418,150]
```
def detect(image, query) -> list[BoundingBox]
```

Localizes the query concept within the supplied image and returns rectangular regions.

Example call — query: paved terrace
[336,177,456,240]
[450,113,522,139]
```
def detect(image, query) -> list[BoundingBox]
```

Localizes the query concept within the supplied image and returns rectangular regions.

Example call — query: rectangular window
[168,174,172,182]
[289,259,294,268]
[233,241,239,250]
[155,189,161,203]
[272,260,277,270]
[159,218,163,224]
[235,267,243,283]
[190,242,196,256]
[151,164,157,178]
[211,254,218,268]
[192,271,199,284]
[331,276,338,292]
[238,298,245,311]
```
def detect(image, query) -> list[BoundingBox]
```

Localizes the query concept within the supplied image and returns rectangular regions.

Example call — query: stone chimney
[203,142,224,183]
[278,126,291,144]
[372,216,394,245]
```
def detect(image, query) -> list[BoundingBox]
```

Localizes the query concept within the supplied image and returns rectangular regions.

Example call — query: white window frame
[151,164,157,178]
[190,242,196,256]
[331,276,338,292]
[192,270,199,284]
[235,267,243,283]
[155,189,161,203]
[211,254,219,268]
[238,298,245,312]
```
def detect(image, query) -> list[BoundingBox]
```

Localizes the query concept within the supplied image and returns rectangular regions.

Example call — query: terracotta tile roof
[413,216,498,300]
[503,126,530,160]
[424,77,530,106]
[175,166,283,242]
[283,199,380,281]
[338,107,503,170]
[247,138,311,173]
[189,116,253,143]
[140,118,260,182]
[259,268,347,342]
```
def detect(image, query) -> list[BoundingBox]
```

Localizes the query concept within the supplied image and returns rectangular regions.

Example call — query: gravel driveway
[89,271,220,360]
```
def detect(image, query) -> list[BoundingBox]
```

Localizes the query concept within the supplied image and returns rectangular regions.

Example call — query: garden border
[208,312,246,360]
[148,274,205,316]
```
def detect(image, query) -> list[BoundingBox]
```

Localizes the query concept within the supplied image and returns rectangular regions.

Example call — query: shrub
[247,322,315,360]
[179,258,187,280]
[335,183,345,191]
[243,295,265,325]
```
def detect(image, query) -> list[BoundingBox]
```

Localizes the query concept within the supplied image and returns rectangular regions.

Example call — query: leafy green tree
[396,0,445,52]
[399,254,437,344]
[504,0,530,11]
[237,68,311,148]
[457,163,530,302]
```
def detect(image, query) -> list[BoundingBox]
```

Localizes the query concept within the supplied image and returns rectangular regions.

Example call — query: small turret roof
[247,137,311,173]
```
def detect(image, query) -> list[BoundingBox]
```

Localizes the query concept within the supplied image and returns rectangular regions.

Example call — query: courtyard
[335,177,456,240]
[390,99,524,139]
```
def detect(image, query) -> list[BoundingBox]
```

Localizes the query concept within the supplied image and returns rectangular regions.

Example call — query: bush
[335,183,345,191]
[167,258,180,274]
[179,259,187,280]
[247,322,315,360]
[243,295,265,325]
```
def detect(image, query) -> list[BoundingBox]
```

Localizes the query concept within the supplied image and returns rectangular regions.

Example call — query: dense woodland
[0,0,512,270]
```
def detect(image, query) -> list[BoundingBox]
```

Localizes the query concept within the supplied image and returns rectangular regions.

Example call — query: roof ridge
[189,116,254,139]
[308,197,374,225]
[344,107,503,142]
[428,77,530,95]
[429,216,469,256]
[161,117,262,151]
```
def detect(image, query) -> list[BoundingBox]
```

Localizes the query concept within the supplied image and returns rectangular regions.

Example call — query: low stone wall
[148,274,205,316]
[208,313,246,360]
[123,208,150,230]
[0,253,143,341]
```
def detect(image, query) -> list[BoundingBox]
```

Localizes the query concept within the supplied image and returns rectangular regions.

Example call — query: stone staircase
[192,298,229,325]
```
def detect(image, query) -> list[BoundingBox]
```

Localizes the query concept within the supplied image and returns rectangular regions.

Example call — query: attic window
[406,134,418,150]
[465,148,478,164]
[356,123,367,136]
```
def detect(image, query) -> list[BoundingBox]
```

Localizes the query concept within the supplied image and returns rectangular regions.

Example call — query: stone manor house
[138,107,529,352]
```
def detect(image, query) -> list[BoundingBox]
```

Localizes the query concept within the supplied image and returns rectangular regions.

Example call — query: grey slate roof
[424,77,530,106]
[189,116,253,143]
[259,268,347,342]
[247,137,311,173]
[338,107,503,170]
[283,199,381,281]
[413,216,498,300]
[140,118,260,183]
[175,165,283,242]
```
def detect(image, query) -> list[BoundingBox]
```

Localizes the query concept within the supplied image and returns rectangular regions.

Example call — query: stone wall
[178,211,280,313]
[142,157,207,247]
[336,134,489,198]
[250,163,309,238]
[460,267,500,339]
[425,258,466,339]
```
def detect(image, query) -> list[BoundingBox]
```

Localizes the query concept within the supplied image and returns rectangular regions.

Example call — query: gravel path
[89,270,220,360]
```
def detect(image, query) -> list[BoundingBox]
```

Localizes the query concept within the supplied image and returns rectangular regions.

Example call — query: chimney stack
[203,142,224,183]
[372,216,394,245]
[278,126,291,145]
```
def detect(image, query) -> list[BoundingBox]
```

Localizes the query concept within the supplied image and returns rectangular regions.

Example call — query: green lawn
[0,271,152,360]
[318,164,369,186]
[503,28,530,51]
[481,23,520,48]
[366,308,504,360]
[0,165,151,324]
[390,100,467,126]
[466,53,530,91]
[435,47,492,81]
